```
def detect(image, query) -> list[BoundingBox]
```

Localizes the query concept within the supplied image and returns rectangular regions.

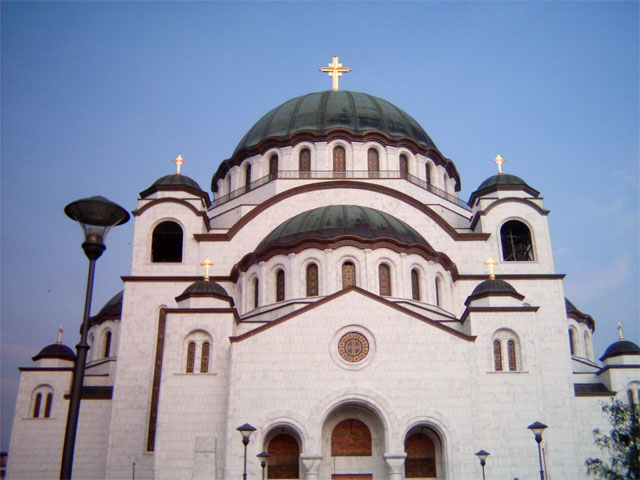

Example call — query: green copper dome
[234,91,437,154]
[256,205,428,251]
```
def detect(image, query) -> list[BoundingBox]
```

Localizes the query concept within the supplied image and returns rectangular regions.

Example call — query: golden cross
[618,321,624,341]
[493,154,505,175]
[320,55,351,91]
[200,257,214,281]
[57,325,63,344]
[485,256,498,280]
[173,154,184,175]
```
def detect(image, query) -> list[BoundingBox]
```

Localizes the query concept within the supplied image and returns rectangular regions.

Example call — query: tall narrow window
[507,340,517,371]
[276,269,285,302]
[44,393,53,418]
[368,148,379,177]
[299,148,311,177]
[379,264,391,296]
[400,154,408,179]
[88,333,94,361]
[33,393,42,418]
[152,221,183,262]
[435,277,441,307]
[103,331,112,358]
[200,342,210,373]
[425,163,431,186]
[333,146,346,176]
[270,155,279,179]
[253,278,260,309]
[568,328,576,355]
[411,269,421,301]
[245,164,252,189]
[501,220,534,261]
[493,341,503,371]
[186,342,196,373]
[306,263,319,296]
[342,262,356,289]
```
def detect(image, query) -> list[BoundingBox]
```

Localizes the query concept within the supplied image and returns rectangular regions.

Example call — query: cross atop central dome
[234,90,437,155]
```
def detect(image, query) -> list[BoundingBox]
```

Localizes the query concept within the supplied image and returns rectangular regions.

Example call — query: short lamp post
[60,196,129,479]
[237,423,257,480]
[527,421,548,480]
[474,450,490,480]
[256,451,270,480]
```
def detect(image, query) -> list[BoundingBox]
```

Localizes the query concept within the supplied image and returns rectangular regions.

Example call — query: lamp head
[475,449,490,464]
[64,196,129,260]
[237,423,257,445]
[527,421,548,442]
[257,450,270,468]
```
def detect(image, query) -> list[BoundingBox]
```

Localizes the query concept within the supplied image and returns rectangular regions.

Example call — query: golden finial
[319,55,351,91]
[618,322,624,341]
[200,257,213,281]
[57,325,63,344]
[173,154,184,175]
[493,154,505,175]
[485,256,498,280]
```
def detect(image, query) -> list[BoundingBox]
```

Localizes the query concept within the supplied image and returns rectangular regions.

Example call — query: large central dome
[234,91,437,154]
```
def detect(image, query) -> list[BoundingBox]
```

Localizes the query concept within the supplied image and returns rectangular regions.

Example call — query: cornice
[133,198,211,230]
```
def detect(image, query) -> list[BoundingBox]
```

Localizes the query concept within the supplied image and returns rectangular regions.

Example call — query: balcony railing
[212,170,471,210]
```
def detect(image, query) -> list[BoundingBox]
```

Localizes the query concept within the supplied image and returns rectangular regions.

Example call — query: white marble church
[7,59,640,479]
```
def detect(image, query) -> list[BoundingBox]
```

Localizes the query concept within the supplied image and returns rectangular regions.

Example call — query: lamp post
[60,196,129,479]
[237,423,257,480]
[474,450,490,480]
[256,451,270,480]
[527,421,548,480]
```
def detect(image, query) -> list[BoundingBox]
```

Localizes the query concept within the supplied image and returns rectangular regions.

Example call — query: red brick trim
[133,198,211,230]
[469,185,540,206]
[464,291,526,307]
[470,198,550,229]
[139,185,211,207]
[230,286,475,343]
[460,306,540,323]
[164,307,241,324]
[121,276,231,282]
[457,274,565,280]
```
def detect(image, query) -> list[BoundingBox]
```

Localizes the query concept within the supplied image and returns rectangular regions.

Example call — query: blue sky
[1,2,638,450]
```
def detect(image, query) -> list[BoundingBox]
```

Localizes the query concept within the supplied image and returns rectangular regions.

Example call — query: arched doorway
[321,404,386,479]
[265,427,301,479]
[404,426,444,479]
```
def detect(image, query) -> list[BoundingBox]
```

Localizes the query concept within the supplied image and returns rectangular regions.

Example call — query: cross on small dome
[173,154,184,175]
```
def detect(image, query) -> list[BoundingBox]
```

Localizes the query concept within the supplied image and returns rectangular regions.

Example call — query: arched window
[411,269,421,301]
[331,419,372,456]
[342,262,356,289]
[425,163,431,186]
[103,330,112,358]
[306,263,319,297]
[200,342,210,373]
[245,164,252,188]
[44,393,53,418]
[501,220,534,261]
[267,433,300,479]
[151,221,183,263]
[253,278,260,309]
[405,432,437,478]
[270,155,279,179]
[435,277,442,307]
[400,154,408,179]
[33,393,42,418]
[507,340,517,371]
[186,341,196,373]
[379,264,391,296]
[569,328,577,356]
[493,340,503,371]
[299,148,311,177]
[367,148,379,177]
[276,269,285,302]
[333,146,346,176]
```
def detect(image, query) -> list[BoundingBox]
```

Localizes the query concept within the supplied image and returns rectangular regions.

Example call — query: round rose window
[337,332,370,363]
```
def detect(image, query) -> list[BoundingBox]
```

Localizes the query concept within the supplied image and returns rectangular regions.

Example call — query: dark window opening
[276,270,285,302]
[405,432,437,478]
[493,340,503,371]
[342,262,356,289]
[253,278,260,309]
[400,154,408,179]
[306,264,318,297]
[508,340,517,371]
[186,341,195,373]
[267,433,300,479]
[270,155,279,179]
[368,148,379,177]
[425,163,431,185]
[200,342,210,373]
[379,264,391,296]
[411,269,421,301]
[44,393,53,418]
[151,221,183,263]
[103,331,112,358]
[245,165,252,188]
[501,220,534,261]
[299,148,311,177]
[333,146,346,175]
[33,393,42,418]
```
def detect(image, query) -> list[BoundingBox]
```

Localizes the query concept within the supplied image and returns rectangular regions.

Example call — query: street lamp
[60,196,129,479]
[256,451,270,480]
[474,450,490,480]
[237,423,257,480]
[527,421,548,480]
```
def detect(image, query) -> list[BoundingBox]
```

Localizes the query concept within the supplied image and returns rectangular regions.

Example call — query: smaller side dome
[90,290,123,327]
[175,280,234,305]
[465,278,524,306]
[140,174,211,206]
[600,340,640,361]
[469,173,539,205]
[32,344,76,362]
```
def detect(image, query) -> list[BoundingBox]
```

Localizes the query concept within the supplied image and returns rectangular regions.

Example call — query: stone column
[399,252,407,299]
[258,261,266,307]
[363,249,372,291]
[300,455,322,480]
[288,253,296,299]
[384,454,407,480]
[324,249,333,294]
